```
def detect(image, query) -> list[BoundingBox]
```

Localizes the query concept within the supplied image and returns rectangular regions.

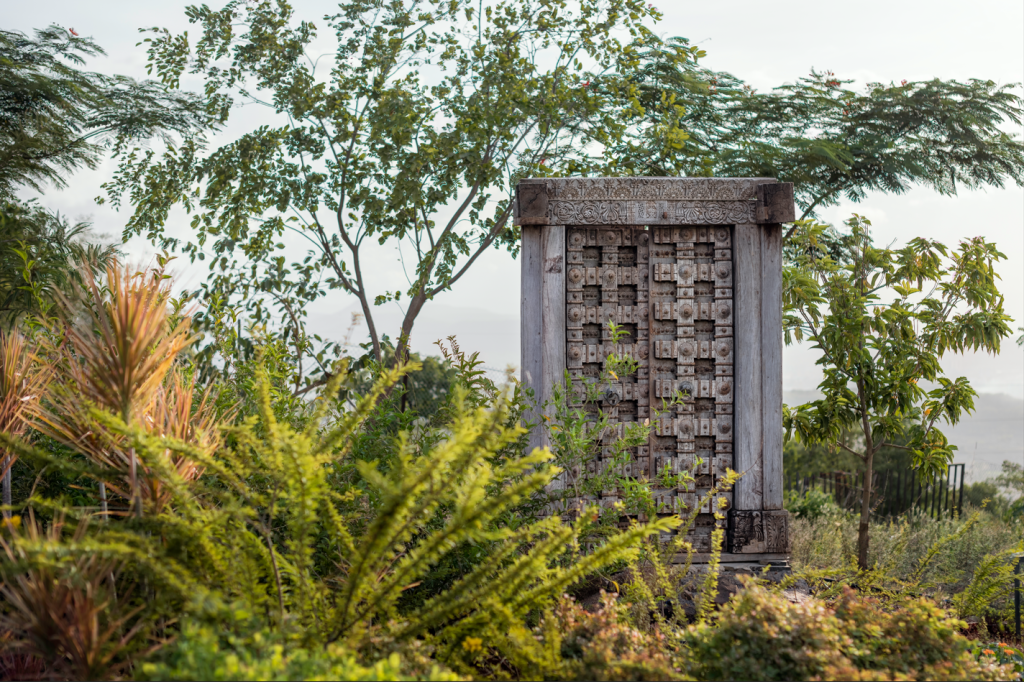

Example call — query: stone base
[727,509,791,554]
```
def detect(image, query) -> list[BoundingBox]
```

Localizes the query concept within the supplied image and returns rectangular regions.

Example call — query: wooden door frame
[516,177,795,559]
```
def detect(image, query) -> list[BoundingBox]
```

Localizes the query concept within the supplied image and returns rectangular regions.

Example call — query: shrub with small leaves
[683,583,1016,681]
[543,592,678,681]
[784,487,838,521]
[683,582,849,681]
[827,588,1012,680]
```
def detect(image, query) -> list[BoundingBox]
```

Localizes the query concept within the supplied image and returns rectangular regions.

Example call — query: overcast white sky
[6,0,1024,467]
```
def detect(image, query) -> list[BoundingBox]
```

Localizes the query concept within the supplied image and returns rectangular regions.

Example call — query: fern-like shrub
[4,326,678,678]
[137,617,460,681]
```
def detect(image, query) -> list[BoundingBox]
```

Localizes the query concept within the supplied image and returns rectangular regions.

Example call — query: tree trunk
[857,450,874,569]
[394,291,428,369]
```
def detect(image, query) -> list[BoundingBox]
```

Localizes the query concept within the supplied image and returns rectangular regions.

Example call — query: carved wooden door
[564,226,733,552]
[518,177,795,561]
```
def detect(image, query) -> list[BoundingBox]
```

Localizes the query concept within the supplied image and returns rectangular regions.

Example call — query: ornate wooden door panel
[518,178,795,560]
[564,226,735,551]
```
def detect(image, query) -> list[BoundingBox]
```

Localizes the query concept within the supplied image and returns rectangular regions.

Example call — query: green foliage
[962,463,1024,522]
[784,487,838,521]
[783,427,917,480]
[682,583,1014,681]
[138,618,459,681]
[0,25,209,199]
[783,214,1013,567]
[0,24,205,331]
[682,582,850,681]
[995,460,1024,519]
[950,545,1023,623]
[824,589,1012,681]
[107,0,665,368]
[618,39,1024,218]
[0,201,117,327]
[963,480,1007,511]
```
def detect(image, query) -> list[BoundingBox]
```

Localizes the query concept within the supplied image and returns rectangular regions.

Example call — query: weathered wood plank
[733,223,762,510]
[521,226,543,455]
[539,225,566,471]
[761,224,784,509]
[517,180,550,226]
[755,183,796,223]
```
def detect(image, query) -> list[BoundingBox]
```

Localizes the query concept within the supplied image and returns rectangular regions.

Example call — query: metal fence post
[1015,553,1023,639]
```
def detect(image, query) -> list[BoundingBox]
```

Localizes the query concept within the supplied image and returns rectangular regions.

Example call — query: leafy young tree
[782,215,1013,569]
[616,37,1024,220]
[104,0,667,385]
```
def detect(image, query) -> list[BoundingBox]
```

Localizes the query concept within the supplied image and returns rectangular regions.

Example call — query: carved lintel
[546,177,775,201]
[547,200,755,225]
[516,178,785,226]
[755,183,796,223]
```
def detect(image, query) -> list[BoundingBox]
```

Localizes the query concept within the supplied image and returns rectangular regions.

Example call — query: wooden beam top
[755,183,796,224]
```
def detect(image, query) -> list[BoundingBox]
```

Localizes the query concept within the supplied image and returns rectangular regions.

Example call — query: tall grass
[791,503,1021,591]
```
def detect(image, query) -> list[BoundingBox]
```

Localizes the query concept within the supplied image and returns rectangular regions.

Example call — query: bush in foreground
[682,584,1015,681]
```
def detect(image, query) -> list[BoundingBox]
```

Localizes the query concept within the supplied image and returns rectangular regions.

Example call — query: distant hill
[783,391,1023,483]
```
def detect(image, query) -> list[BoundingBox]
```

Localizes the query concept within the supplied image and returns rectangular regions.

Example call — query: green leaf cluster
[106,0,663,372]
[615,40,1024,219]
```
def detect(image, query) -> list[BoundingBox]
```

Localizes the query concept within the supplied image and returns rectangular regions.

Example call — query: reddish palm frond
[0,331,52,515]
[66,262,193,422]
[138,370,220,513]
[28,262,205,515]
[0,516,145,680]
[0,331,51,442]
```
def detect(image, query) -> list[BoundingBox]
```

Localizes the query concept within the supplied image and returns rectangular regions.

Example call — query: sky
[6,0,1024,476]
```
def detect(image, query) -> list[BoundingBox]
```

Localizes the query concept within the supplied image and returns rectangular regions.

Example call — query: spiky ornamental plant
[138,369,220,513]
[0,330,50,518]
[0,514,148,680]
[30,261,198,516]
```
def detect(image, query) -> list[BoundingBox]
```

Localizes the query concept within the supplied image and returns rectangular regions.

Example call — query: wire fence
[784,463,966,520]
